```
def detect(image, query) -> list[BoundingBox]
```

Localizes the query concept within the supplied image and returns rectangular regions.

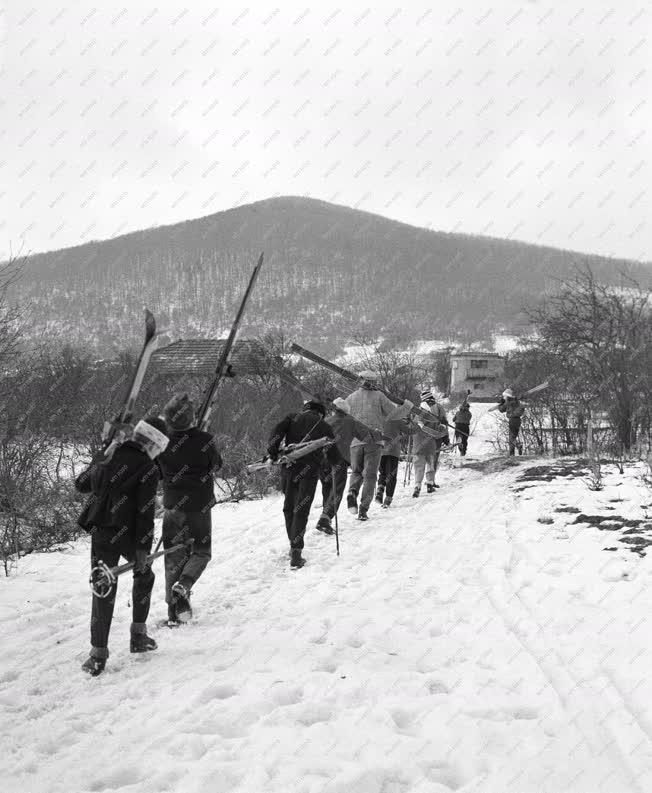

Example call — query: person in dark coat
[157,393,222,625]
[268,399,340,567]
[498,389,525,455]
[452,399,472,456]
[75,416,169,676]
[316,398,367,535]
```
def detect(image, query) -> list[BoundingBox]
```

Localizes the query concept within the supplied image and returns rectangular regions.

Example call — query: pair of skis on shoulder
[486,381,550,412]
[246,437,335,472]
[288,342,460,439]
[101,252,265,454]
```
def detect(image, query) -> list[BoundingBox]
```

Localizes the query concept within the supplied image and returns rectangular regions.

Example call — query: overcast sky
[2,0,651,262]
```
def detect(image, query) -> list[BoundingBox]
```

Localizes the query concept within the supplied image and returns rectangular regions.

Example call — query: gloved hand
[134,549,149,574]
[268,449,279,463]
[441,433,450,446]
[403,399,414,410]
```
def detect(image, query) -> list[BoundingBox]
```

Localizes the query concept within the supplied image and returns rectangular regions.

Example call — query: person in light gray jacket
[342,371,413,521]
[412,389,449,497]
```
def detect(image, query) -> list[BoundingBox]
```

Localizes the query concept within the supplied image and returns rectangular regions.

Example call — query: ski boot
[130,634,158,653]
[412,486,420,498]
[382,497,392,509]
[171,581,193,622]
[375,486,384,504]
[290,549,306,568]
[316,516,334,535]
[81,648,108,676]
[347,491,358,515]
[357,506,369,521]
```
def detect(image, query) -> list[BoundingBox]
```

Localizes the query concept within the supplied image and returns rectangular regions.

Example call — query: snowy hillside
[3,408,652,792]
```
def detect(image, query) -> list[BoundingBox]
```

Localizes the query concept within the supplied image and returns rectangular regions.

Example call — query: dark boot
[426,483,435,494]
[412,486,420,498]
[171,580,193,622]
[316,516,334,535]
[347,491,358,514]
[382,497,392,509]
[357,506,368,521]
[130,624,158,653]
[81,646,108,676]
[375,486,384,504]
[290,549,306,568]
[165,602,181,628]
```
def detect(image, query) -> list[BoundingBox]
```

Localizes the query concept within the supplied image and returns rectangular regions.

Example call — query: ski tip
[257,251,264,266]
[144,308,156,341]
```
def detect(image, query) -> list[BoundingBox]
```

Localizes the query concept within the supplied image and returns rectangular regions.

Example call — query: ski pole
[332,466,340,557]
[90,539,194,598]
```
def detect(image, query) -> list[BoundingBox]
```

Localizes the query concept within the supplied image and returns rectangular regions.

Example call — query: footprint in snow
[88,767,143,791]
[270,685,303,706]
[195,683,238,704]
[427,680,450,695]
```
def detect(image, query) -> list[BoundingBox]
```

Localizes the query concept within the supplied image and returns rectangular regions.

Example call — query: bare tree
[527,267,652,452]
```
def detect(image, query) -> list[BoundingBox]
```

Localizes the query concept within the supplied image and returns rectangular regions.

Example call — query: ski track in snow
[2,407,652,792]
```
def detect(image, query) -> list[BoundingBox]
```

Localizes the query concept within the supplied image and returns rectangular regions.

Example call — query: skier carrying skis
[452,397,472,456]
[342,371,413,521]
[376,402,412,508]
[412,389,449,497]
[157,393,223,625]
[75,416,170,676]
[316,398,367,535]
[497,388,525,455]
[268,399,341,568]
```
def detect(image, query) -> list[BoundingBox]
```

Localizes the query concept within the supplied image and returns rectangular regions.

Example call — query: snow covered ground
[3,409,652,792]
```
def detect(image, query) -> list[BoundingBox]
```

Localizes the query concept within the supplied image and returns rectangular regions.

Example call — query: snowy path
[3,443,652,791]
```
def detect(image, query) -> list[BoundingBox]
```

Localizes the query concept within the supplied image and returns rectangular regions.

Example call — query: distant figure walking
[453,399,472,456]
[498,389,525,455]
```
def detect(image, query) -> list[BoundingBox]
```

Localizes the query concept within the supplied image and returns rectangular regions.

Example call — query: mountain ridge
[13,196,652,355]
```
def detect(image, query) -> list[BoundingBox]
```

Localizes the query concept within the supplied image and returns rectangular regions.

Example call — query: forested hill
[15,196,652,355]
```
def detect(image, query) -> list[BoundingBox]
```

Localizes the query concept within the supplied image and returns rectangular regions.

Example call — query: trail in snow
[2,407,652,792]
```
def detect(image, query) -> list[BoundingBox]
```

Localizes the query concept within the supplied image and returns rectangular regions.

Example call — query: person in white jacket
[412,388,449,497]
[342,370,413,521]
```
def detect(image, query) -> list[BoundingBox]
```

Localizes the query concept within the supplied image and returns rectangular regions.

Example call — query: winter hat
[133,416,169,455]
[303,399,326,418]
[163,392,195,430]
[332,397,350,414]
[420,389,435,403]
[359,370,380,382]
[502,388,515,399]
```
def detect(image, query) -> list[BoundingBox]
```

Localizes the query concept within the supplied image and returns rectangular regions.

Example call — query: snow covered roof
[451,351,504,358]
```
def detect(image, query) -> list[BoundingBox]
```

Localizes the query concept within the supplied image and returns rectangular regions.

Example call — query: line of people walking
[268,371,478,568]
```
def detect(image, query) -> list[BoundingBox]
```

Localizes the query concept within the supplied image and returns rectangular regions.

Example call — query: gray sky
[2,0,651,261]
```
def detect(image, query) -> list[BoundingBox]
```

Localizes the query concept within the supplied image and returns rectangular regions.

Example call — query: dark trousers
[377,455,399,499]
[162,509,212,602]
[281,465,319,550]
[455,423,470,455]
[508,417,522,455]
[90,527,155,650]
[319,458,349,519]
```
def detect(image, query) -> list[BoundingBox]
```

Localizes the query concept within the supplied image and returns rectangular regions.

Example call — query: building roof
[451,351,504,359]
[150,338,270,376]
